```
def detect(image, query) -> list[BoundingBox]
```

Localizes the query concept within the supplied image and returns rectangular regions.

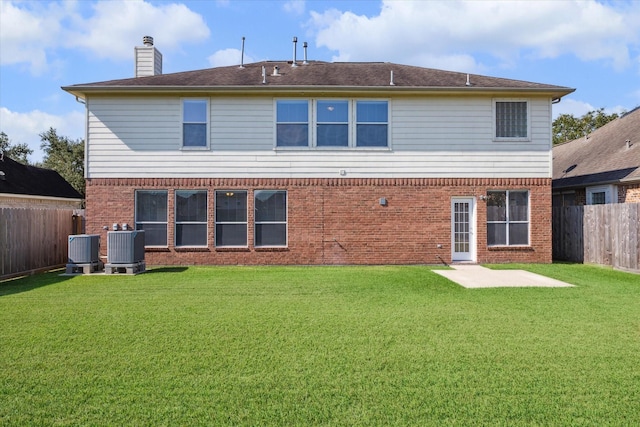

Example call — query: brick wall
[86,177,552,265]
[619,183,640,203]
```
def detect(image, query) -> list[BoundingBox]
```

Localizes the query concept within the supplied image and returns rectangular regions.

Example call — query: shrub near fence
[0,208,76,279]
[553,203,640,273]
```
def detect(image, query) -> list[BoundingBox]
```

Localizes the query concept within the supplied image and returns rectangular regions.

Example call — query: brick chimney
[134,36,162,77]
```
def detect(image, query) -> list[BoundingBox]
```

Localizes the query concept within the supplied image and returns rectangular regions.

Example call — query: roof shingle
[0,154,82,200]
[63,61,574,96]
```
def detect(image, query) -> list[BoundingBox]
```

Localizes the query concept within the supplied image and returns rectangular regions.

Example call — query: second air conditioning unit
[107,230,145,264]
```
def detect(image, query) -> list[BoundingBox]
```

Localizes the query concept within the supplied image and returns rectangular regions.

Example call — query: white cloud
[0,107,85,163]
[284,0,305,15]
[0,0,211,74]
[208,48,256,67]
[308,0,640,72]
[67,1,210,60]
[0,1,66,74]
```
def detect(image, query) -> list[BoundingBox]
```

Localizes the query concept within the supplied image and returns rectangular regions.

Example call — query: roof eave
[63,85,575,99]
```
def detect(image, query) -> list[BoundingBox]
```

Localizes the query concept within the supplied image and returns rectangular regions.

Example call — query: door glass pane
[454,202,470,253]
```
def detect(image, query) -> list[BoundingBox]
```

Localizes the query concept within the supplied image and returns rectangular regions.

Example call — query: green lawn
[1,264,639,426]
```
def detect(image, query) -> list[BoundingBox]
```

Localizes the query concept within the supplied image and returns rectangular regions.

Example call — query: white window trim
[174,189,208,248]
[254,190,288,248]
[274,98,391,150]
[181,98,210,150]
[586,185,617,205]
[492,98,531,142]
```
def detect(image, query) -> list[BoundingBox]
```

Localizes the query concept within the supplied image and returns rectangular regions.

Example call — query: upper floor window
[356,101,388,147]
[276,99,389,148]
[182,99,208,148]
[486,190,529,246]
[317,101,349,147]
[276,100,309,147]
[135,190,168,247]
[494,100,529,140]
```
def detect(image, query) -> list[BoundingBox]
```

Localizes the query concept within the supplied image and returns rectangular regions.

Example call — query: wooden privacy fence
[553,203,640,273]
[0,208,77,280]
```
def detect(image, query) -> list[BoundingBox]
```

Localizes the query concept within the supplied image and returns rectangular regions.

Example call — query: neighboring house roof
[0,154,83,200]
[553,106,640,190]
[63,61,574,98]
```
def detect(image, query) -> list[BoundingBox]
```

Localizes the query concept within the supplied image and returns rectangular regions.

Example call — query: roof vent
[627,139,633,149]
[466,74,471,86]
[303,42,309,65]
[390,70,395,86]
[143,36,154,46]
[292,36,298,67]
[272,66,281,76]
[0,171,5,181]
[239,36,246,68]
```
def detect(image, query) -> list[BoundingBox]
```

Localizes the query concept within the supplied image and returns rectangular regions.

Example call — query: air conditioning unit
[107,230,145,264]
[68,234,100,264]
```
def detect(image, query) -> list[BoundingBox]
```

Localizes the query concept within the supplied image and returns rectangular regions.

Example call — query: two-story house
[62,37,574,266]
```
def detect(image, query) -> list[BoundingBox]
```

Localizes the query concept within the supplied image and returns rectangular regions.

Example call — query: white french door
[451,197,476,262]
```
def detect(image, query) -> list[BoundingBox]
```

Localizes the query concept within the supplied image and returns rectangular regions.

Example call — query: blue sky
[1,0,639,162]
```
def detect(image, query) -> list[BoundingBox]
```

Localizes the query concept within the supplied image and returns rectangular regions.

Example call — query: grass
[1,264,639,426]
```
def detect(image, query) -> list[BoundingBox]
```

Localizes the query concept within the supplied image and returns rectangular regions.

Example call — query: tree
[39,127,85,197]
[552,108,621,145]
[0,131,33,164]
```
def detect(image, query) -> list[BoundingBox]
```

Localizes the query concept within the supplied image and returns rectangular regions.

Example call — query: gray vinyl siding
[85,95,553,178]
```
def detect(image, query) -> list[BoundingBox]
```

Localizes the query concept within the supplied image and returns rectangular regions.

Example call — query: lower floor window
[175,190,207,247]
[486,190,529,246]
[135,190,168,246]
[215,191,247,247]
[255,190,287,247]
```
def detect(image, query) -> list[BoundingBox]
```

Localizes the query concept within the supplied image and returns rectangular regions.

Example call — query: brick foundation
[86,177,552,265]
